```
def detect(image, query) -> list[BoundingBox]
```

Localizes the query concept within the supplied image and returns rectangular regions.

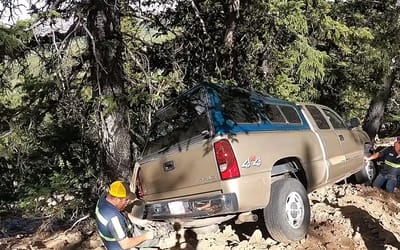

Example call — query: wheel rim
[365,161,375,180]
[285,192,305,229]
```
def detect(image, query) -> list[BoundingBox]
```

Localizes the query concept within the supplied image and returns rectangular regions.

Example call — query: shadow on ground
[331,204,400,249]
[224,209,270,241]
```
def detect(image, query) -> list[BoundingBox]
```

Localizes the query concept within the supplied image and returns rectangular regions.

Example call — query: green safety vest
[385,160,400,169]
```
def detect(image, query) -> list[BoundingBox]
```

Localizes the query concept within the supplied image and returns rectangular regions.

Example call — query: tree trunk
[362,70,396,141]
[224,0,240,80]
[87,0,133,183]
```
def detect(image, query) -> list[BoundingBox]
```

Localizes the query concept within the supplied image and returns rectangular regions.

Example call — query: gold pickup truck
[131,83,374,243]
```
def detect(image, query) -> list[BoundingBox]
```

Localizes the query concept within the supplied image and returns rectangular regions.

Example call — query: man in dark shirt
[365,137,400,192]
[95,180,175,249]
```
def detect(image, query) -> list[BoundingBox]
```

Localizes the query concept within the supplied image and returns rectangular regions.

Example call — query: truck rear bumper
[145,193,239,220]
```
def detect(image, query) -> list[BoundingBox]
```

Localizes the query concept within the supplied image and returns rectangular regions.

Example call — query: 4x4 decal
[242,155,262,168]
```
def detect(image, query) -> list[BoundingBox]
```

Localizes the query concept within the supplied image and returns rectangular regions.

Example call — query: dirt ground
[1,182,400,250]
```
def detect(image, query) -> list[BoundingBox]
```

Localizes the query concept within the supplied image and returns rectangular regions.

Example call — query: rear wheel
[263,178,310,243]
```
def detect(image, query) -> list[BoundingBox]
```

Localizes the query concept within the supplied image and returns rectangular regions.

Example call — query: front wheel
[264,178,310,243]
[354,160,376,184]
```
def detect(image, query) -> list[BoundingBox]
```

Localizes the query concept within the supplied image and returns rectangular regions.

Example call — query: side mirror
[348,118,360,128]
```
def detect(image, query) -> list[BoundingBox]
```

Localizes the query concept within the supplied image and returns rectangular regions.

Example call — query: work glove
[143,231,154,240]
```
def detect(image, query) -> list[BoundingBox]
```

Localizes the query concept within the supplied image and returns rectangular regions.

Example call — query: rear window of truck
[143,88,209,155]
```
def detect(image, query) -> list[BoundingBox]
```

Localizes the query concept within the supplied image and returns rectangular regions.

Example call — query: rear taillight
[214,139,240,180]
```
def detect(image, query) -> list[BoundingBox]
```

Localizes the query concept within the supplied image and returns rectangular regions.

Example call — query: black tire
[263,178,310,243]
[354,160,376,184]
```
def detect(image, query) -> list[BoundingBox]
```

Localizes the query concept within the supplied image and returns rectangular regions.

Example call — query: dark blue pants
[372,167,400,192]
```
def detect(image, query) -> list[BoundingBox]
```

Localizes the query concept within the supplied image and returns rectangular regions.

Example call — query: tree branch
[63,214,90,234]
[190,0,208,36]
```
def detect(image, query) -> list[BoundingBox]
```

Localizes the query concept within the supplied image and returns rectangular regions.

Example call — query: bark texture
[224,0,240,80]
[87,0,133,182]
[363,71,396,141]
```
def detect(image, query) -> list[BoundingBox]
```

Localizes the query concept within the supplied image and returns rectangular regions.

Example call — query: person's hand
[143,231,154,240]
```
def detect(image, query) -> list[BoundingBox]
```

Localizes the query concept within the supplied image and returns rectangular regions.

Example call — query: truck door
[319,107,364,173]
[304,105,347,182]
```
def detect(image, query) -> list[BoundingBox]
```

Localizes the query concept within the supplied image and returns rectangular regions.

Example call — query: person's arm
[365,152,380,161]
[118,231,154,249]
[365,146,393,161]
[125,212,153,227]
[108,215,154,249]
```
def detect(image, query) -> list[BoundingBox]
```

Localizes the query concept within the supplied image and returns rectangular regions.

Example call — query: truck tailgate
[139,141,221,201]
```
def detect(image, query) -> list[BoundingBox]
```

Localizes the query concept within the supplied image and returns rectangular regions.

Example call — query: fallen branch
[64,214,90,234]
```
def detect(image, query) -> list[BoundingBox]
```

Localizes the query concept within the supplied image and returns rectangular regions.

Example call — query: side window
[218,89,260,123]
[280,105,301,124]
[262,104,286,123]
[322,108,347,129]
[305,105,330,129]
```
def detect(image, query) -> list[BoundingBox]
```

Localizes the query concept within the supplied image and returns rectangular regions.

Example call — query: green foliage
[81,86,93,101]
[0,34,100,217]
[269,0,308,34]
[0,20,32,60]
[101,95,118,114]
[1,0,400,218]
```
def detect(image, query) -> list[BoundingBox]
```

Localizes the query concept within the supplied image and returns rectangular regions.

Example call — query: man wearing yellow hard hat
[95,180,175,249]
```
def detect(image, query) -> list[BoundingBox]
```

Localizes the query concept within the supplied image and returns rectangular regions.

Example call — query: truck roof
[161,82,295,108]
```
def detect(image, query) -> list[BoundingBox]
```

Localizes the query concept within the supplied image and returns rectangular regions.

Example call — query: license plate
[168,201,185,215]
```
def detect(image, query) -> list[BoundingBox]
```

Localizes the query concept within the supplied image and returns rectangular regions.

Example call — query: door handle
[163,161,175,172]
[338,135,344,141]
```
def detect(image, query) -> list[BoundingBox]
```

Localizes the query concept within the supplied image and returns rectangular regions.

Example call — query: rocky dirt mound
[191,183,400,250]
[1,183,400,249]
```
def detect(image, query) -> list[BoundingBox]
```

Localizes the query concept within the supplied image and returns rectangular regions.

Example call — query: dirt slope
[1,183,400,250]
